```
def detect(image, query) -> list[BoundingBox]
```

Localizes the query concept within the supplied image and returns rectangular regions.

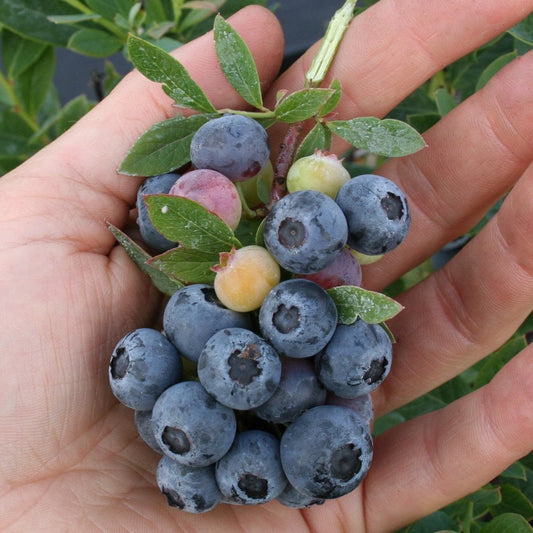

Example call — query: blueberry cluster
[111,114,411,513]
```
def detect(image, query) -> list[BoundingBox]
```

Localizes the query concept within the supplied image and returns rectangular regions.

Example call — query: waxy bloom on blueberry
[263,189,348,274]
[190,114,270,182]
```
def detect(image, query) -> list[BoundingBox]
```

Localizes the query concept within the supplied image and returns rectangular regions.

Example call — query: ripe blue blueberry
[316,320,393,398]
[108,328,182,411]
[263,189,348,274]
[335,174,411,255]
[197,328,281,410]
[190,114,270,182]
[277,483,325,509]
[136,172,179,252]
[163,284,253,363]
[151,381,236,467]
[280,405,373,499]
[134,409,162,454]
[326,392,374,426]
[253,357,327,424]
[215,430,287,504]
[259,279,338,358]
[157,455,222,513]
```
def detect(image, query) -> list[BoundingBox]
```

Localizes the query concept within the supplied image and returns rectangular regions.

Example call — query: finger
[0,6,284,248]
[373,159,533,415]
[364,342,533,532]
[364,50,533,290]
[266,0,533,142]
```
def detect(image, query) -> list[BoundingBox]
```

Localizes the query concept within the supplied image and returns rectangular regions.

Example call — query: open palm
[1,2,532,531]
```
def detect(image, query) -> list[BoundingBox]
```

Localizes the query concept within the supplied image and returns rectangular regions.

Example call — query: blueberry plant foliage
[113,1,424,325]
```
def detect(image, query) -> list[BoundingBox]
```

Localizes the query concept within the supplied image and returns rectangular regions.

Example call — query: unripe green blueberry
[350,248,384,265]
[287,151,350,199]
[213,246,281,312]
[237,160,274,208]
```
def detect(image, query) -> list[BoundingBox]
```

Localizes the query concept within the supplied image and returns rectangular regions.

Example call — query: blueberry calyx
[238,474,268,500]
[362,357,389,384]
[163,488,186,509]
[272,304,300,334]
[330,443,362,482]
[110,347,129,379]
[380,192,404,220]
[162,426,191,455]
[228,346,262,385]
[278,218,307,248]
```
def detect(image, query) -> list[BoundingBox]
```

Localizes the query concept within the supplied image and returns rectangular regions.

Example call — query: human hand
[0,1,532,531]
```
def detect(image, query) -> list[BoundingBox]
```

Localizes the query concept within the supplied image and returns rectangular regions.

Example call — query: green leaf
[0,80,13,109]
[144,35,183,52]
[473,335,527,389]
[0,155,26,176]
[67,29,123,57]
[476,51,517,91]
[145,21,176,41]
[490,484,533,520]
[127,33,216,113]
[466,485,502,509]
[177,0,224,33]
[255,218,265,247]
[0,0,78,46]
[275,88,335,123]
[256,165,273,205]
[171,0,185,23]
[29,94,94,143]
[14,46,55,118]
[434,88,457,117]
[406,112,441,133]
[327,117,427,157]
[0,109,36,156]
[104,60,123,95]
[213,14,263,109]
[128,2,145,29]
[319,78,342,117]
[1,29,48,79]
[508,13,533,45]
[402,510,457,533]
[85,0,136,21]
[147,246,217,284]
[295,121,331,160]
[48,14,102,24]
[430,374,471,406]
[480,513,533,533]
[119,113,212,176]
[373,411,405,436]
[107,223,183,295]
[144,0,169,24]
[501,462,528,481]
[327,285,404,325]
[56,95,94,135]
[145,195,241,253]
[234,219,263,247]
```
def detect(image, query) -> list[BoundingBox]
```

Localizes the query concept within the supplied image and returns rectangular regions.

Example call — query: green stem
[462,500,474,533]
[60,0,126,39]
[235,184,260,219]
[305,0,357,88]
[217,108,275,119]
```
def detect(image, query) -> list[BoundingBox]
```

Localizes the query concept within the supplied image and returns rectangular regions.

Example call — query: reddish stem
[269,122,303,206]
